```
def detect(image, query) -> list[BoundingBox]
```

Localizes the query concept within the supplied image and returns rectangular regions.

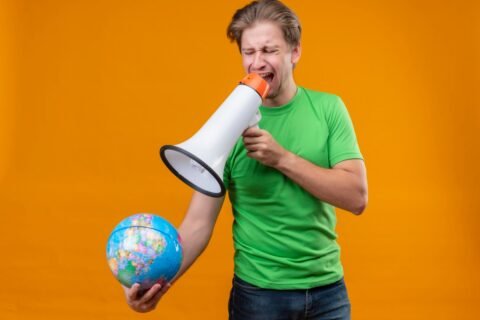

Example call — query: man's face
[240,21,301,101]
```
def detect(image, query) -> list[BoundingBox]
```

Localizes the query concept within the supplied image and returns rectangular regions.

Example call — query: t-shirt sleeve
[223,155,231,190]
[223,140,240,190]
[327,96,363,167]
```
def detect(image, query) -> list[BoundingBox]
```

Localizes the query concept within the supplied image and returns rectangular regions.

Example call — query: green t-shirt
[223,87,363,289]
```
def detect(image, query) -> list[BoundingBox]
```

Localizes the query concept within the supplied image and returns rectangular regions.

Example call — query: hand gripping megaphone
[160,73,269,197]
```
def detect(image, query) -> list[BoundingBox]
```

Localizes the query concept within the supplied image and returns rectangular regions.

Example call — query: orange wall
[1,0,479,319]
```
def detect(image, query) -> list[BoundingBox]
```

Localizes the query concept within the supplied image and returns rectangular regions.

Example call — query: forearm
[172,221,213,283]
[275,152,367,214]
[169,192,224,283]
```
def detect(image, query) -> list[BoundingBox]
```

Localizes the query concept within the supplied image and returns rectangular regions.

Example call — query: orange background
[1,0,479,319]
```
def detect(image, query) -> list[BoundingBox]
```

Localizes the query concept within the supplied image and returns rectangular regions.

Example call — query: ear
[291,43,302,65]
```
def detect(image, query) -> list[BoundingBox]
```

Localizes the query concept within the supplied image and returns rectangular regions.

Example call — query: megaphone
[160,73,269,197]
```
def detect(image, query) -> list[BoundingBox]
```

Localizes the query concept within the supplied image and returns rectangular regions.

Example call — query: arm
[124,191,225,312]
[174,191,225,280]
[243,128,368,215]
[276,153,367,214]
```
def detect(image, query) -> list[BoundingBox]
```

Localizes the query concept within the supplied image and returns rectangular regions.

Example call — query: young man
[123,1,367,319]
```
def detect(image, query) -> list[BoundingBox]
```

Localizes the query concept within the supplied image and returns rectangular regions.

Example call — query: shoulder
[300,87,344,114]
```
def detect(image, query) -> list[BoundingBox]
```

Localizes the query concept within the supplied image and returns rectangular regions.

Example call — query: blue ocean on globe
[106,213,183,289]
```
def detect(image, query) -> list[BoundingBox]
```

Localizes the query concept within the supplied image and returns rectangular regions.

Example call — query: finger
[127,283,141,301]
[243,141,259,150]
[162,282,172,293]
[137,283,170,313]
[247,142,267,152]
[244,143,255,152]
[139,283,162,304]
[151,282,171,303]
[243,134,266,145]
[246,150,262,159]
[243,136,264,145]
[243,127,263,137]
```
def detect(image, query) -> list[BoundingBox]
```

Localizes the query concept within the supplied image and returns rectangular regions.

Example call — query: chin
[265,85,278,98]
[265,92,277,101]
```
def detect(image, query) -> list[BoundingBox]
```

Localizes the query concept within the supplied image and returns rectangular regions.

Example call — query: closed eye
[263,48,278,54]
[242,50,255,56]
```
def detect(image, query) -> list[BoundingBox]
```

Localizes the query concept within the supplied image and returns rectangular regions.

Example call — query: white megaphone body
[160,73,269,197]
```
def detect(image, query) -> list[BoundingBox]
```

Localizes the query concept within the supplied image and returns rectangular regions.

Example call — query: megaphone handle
[248,110,262,129]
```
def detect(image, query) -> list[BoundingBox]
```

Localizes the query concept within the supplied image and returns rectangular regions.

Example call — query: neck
[263,80,297,107]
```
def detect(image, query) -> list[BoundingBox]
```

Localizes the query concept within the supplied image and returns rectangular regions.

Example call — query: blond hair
[226,0,301,49]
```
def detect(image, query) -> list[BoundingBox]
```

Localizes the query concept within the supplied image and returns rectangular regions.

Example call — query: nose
[251,51,266,71]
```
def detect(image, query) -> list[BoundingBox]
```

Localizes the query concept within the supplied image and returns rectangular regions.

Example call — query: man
[123,1,367,319]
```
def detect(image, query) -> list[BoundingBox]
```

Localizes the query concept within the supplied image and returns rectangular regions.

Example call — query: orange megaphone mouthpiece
[240,73,270,99]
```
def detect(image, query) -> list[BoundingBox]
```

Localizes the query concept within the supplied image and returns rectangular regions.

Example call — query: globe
[106,213,183,290]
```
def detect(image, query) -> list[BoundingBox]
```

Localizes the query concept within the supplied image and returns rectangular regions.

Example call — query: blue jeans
[228,275,351,320]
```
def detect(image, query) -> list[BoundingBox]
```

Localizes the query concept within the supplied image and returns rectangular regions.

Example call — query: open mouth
[258,72,274,84]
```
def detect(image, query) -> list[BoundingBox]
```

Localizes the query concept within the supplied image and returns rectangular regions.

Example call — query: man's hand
[123,282,171,313]
[243,127,288,167]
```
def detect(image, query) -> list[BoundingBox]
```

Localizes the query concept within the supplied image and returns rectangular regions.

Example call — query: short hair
[226,0,302,49]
